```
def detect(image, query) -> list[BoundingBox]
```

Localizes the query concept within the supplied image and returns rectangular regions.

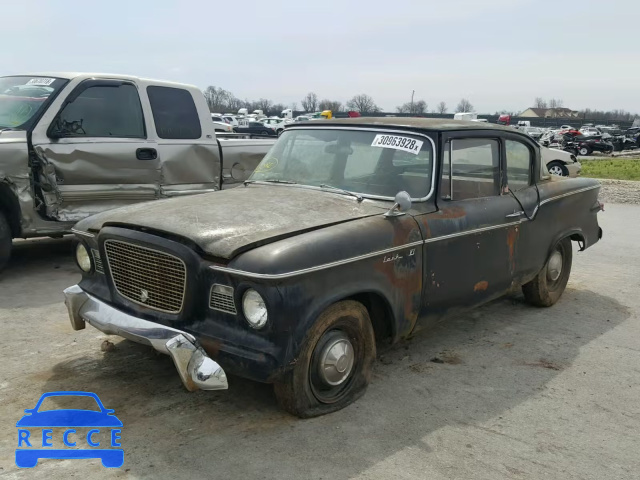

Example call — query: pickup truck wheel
[522,238,572,307]
[0,211,11,272]
[273,300,376,418]
[547,161,569,176]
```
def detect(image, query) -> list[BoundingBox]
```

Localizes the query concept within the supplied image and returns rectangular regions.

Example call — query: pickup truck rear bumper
[63,285,228,392]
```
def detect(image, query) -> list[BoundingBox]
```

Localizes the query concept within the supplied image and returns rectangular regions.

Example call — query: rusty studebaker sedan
[64,118,603,417]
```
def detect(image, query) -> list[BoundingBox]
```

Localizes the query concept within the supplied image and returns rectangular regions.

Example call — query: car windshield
[0,76,66,129]
[37,395,101,412]
[249,128,434,199]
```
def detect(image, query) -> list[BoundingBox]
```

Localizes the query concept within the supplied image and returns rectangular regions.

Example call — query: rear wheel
[274,300,376,418]
[547,161,569,176]
[261,130,270,135]
[0,211,12,272]
[522,238,572,307]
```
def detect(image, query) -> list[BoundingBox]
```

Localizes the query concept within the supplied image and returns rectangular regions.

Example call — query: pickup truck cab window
[52,84,145,138]
[505,140,532,191]
[250,128,433,199]
[147,86,202,139]
[441,138,500,201]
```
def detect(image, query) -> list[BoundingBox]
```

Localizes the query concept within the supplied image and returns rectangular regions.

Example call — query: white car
[541,146,581,177]
[262,117,287,134]
[580,126,601,137]
[222,115,239,127]
[210,114,233,132]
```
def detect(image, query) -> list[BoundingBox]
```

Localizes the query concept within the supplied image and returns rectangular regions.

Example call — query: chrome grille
[210,284,236,314]
[104,239,186,314]
[91,249,104,274]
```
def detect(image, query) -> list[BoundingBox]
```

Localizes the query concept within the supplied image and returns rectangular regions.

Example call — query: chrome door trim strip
[423,220,524,244]
[210,240,424,279]
[210,184,600,280]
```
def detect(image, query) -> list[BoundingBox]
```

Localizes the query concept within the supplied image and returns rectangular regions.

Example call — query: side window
[55,84,144,138]
[441,138,500,201]
[505,140,531,191]
[147,86,202,139]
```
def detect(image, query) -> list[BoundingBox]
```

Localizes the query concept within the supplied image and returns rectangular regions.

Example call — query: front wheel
[578,146,591,156]
[0,211,11,272]
[274,300,376,418]
[547,161,569,176]
[522,237,572,307]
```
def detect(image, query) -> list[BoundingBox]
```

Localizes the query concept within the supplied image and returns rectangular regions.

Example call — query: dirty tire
[522,237,572,307]
[0,211,11,272]
[547,161,569,176]
[273,300,376,418]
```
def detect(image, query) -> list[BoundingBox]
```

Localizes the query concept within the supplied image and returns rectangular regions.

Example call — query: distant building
[519,107,580,118]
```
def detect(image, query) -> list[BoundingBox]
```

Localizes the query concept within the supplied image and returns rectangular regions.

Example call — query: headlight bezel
[242,288,268,329]
[75,241,93,273]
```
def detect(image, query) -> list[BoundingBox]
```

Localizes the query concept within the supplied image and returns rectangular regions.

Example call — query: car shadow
[40,288,630,479]
[0,237,79,308]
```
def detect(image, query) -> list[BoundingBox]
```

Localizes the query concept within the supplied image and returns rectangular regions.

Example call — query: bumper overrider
[63,285,228,392]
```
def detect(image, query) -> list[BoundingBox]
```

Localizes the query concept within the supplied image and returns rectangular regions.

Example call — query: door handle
[505,211,524,218]
[136,148,157,160]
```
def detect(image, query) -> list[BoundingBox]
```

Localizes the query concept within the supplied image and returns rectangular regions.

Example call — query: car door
[144,84,220,197]
[419,134,524,320]
[504,137,544,283]
[31,78,160,222]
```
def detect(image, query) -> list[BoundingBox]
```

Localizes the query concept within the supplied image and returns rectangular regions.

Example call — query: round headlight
[75,243,92,272]
[242,289,268,329]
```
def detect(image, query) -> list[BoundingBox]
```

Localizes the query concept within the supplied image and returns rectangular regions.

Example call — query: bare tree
[346,94,380,113]
[436,101,447,114]
[271,103,286,115]
[396,100,427,115]
[548,98,564,108]
[203,86,232,112]
[301,92,318,112]
[254,98,273,113]
[455,98,474,113]
[319,99,342,112]
[534,97,547,109]
[289,102,298,111]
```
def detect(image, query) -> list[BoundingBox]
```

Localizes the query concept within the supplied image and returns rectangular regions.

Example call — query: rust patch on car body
[474,280,488,292]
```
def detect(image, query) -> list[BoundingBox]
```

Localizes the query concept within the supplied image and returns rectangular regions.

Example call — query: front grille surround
[104,239,187,314]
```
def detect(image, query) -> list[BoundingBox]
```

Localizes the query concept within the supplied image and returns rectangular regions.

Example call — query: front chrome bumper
[63,285,228,392]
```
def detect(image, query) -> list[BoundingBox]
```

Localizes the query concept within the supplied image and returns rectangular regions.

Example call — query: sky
[1,0,637,114]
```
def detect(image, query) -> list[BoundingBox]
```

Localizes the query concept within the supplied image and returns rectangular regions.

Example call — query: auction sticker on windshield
[25,78,56,86]
[371,134,423,155]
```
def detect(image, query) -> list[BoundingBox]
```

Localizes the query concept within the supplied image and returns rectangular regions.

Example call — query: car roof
[7,72,198,89]
[300,116,521,133]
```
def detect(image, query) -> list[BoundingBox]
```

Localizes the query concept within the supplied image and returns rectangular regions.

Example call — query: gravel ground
[0,205,638,479]
[595,178,640,205]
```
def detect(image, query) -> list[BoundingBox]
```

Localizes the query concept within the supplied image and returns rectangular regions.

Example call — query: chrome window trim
[277,126,438,202]
[104,239,188,314]
[210,184,600,280]
[72,228,95,238]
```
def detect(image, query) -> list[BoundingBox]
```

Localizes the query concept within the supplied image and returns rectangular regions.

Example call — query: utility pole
[410,90,415,114]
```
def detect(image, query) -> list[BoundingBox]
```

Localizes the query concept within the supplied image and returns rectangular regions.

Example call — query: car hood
[16,410,123,427]
[76,185,387,259]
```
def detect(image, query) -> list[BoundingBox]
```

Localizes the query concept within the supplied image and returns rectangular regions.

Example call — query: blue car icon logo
[16,391,123,468]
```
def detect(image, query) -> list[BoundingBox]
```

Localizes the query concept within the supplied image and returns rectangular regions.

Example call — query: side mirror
[384,191,412,218]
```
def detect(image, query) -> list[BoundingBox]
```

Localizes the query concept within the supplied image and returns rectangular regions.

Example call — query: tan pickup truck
[0,73,274,270]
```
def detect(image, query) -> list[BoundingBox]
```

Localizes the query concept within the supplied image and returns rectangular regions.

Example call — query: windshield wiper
[244,179,298,186]
[319,184,363,202]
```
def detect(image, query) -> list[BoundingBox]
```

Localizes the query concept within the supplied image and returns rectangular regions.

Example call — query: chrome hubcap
[318,334,354,386]
[549,166,563,176]
[547,250,563,282]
